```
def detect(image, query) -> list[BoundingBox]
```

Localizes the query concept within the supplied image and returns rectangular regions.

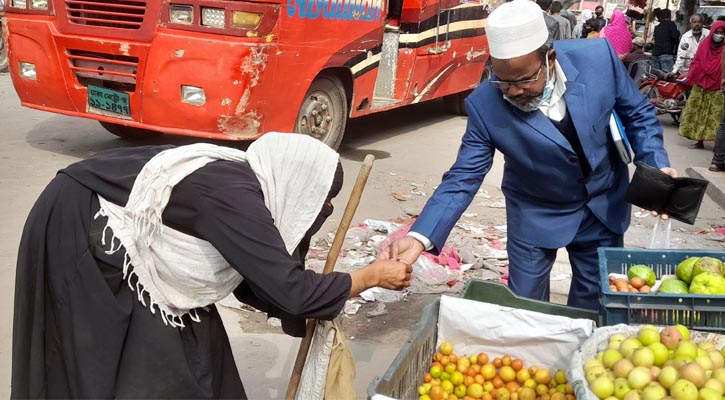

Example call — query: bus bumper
[6,16,278,140]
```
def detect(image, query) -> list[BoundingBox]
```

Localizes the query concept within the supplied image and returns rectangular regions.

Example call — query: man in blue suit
[383,0,677,310]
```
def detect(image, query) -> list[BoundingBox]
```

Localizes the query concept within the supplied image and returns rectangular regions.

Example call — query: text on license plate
[88,85,131,116]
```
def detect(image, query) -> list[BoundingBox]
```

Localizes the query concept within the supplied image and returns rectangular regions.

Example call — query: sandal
[689,141,705,149]
[709,164,724,172]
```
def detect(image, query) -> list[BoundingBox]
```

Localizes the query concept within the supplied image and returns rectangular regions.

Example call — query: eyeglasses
[489,65,543,89]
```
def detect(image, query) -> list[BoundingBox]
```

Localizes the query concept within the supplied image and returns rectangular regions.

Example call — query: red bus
[4,0,489,147]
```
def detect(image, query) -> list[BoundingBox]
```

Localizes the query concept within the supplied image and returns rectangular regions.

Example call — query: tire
[294,75,347,150]
[99,121,164,140]
[444,62,492,116]
[0,21,8,73]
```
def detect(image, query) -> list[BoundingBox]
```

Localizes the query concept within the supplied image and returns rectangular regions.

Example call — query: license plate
[87,85,131,116]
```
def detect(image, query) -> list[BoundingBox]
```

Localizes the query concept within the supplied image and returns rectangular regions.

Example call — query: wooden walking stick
[285,154,375,400]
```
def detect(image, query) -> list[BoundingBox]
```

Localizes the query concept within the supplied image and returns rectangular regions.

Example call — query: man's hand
[379,236,425,265]
[643,167,679,220]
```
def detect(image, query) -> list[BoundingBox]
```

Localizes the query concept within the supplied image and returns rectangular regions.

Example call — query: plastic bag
[647,218,672,249]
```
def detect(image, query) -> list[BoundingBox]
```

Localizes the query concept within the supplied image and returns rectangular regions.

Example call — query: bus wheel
[444,62,491,116]
[0,34,8,73]
[295,76,347,149]
[99,122,164,140]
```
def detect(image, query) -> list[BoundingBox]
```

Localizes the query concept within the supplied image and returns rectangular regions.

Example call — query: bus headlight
[231,11,262,30]
[20,62,37,80]
[169,5,193,24]
[201,7,225,28]
[181,85,206,106]
[30,0,47,9]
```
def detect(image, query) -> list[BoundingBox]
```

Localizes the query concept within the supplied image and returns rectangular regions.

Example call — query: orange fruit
[535,384,549,396]
[434,352,443,362]
[424,372,432,383]
[515,369,531,384]
[510,359,524,372]
[470,364,481,375]
[501,355,512,367]
[449,354,459,364]
[492,376,504,389]
[493,358,502,368]
[505,381,520,394]
[430,385,445,400]
[481,364,497,380]
[499,366,516,383]
[464,376,475,387]
[534,368,551,385]
[482,393,493,400]
[474,374,485,384]
[478,352,490,366]
[441,356,450,366]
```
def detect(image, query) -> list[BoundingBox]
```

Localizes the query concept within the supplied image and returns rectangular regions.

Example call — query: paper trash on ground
[437,296,595,371]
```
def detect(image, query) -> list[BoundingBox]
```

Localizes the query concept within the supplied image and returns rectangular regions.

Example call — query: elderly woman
[11,133,411,398]
[679,21,725,149]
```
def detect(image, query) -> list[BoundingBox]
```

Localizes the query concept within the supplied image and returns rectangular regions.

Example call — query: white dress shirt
[672,28,709,75]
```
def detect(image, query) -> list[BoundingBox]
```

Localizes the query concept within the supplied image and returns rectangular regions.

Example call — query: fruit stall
[368,249,725,400]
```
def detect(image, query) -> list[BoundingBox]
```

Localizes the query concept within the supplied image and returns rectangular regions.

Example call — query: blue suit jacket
[412,39,671,250]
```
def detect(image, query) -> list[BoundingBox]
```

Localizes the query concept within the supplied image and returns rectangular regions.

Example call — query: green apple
[586,359,606,372]
[604,349,625,368]
[698,343,715,352]
[669,379,698,400]
[675,342,699,361]
[674,325,690,341]
[632,347,656,368]
[624,390,642,400]
[711,367,725,386]
[697,387,721,400]
[679,362,707,388]
[659,365,679,389]
[695,355,714,371]
[614,358,636,379]
[703,378,725,395]
[639,328,661,346]
[628,366,653,390]
[689,272,725,295]
[592,376,615,399]
[641,382,666,400]
[610,334,628,349]
[707,350,725,369]
[648,343,669,367]
[614,377,632,399]
[621,338,645,358]
[588,365,608,384]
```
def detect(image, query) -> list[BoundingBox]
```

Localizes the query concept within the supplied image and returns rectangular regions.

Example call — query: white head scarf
[246,133,340,254]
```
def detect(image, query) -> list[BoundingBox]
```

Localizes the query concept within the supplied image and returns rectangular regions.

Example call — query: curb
[686,166,725,210]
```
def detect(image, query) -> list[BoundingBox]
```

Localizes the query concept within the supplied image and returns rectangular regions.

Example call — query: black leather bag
[625,163,709,225]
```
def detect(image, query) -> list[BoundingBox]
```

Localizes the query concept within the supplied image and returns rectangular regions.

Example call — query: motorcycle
[637,67,692,124]
[0,0,7,73]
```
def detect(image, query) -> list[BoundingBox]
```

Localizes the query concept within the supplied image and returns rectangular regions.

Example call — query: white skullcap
[487,0,549,59]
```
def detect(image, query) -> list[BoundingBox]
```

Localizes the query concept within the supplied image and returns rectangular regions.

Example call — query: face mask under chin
[503,57,554,113]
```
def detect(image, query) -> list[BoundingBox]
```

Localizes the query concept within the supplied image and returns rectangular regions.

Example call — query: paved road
[1,71,723,399]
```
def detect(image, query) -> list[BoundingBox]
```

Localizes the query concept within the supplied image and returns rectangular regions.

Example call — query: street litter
[360,286,407,303]
[487,200,506,208]
[343,299,362,315]
[366,302,388,317]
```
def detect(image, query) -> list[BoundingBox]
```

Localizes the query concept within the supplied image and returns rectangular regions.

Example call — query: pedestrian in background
[381,0,675,311]
[600,10,634,59]
[586,18,601,39]
[652,8,680,72]
[573,9,593,39]
[670,14,709,77]
[550,1,572,40]
[679,21,725,150]
[537,0,562,40]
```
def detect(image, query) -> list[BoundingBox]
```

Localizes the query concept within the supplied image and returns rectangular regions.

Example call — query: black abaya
[12,146,351,398]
